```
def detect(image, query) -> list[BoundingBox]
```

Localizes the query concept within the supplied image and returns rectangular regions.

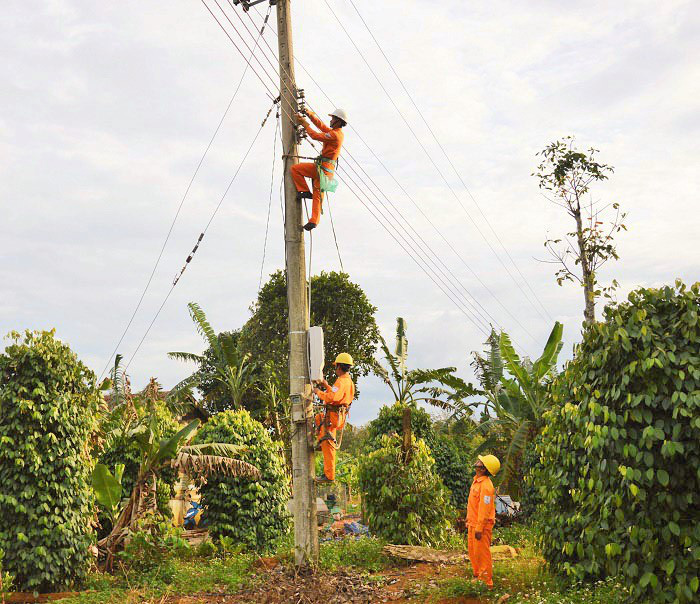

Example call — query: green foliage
[240,270,380,387]
[373,318,477,410]
[318,537,390,572]
[465,323,563,495]
[367,402,435,448]
[193,410,290,552]
[169,303,257,414]
[366,403,473,507]
[0,547,15,594]
[99,399,179,502]
[365,403,474,508]
[535,136,627,322]
[358,434,451,546]
[117,516,191,581]
[92,463,124,523]
[0,330,101,591]
[535,281,700,603]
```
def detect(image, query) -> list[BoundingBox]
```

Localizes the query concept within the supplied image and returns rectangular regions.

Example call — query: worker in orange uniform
[312,352,355,483]
[467,454,500,588]
[291,108,348,231]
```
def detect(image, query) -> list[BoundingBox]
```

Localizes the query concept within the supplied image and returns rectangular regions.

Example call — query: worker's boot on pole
[297,191,312,201]
[303,222,317,231]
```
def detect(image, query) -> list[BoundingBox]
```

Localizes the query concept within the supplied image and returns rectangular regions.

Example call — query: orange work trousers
[290,162,333,225]
[314,408,346,480]
[468,522,494,587]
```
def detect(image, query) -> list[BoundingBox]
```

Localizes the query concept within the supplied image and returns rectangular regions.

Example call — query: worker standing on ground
[312,353,355,482]
[292,108,348,231]
[467,454,500,588]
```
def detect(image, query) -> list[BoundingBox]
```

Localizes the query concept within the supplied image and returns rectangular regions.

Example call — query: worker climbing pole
[312,353,356,482]
[292,107,348,231]
[275,0,319,567]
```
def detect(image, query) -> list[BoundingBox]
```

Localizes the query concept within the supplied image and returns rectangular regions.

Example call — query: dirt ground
[167,560,482,604]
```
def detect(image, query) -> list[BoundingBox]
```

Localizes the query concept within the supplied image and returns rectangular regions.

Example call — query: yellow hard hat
[478,454,501,475]
[334,352,354,366]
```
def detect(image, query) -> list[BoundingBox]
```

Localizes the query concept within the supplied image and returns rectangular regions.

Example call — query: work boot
[297,191,312,201]
[303,222,317,231]
[315,475,333,483]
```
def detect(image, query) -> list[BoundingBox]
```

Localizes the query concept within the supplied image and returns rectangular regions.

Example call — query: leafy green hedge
[193,410,290,552]
[366,403,471,507]
[535,282,700,603]
[0,330,101,591]
[358,434,451,545]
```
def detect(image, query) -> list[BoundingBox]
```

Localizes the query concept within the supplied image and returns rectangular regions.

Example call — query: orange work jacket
[316,373,355,407]
[467,474,496,531]
[301,111,344,161]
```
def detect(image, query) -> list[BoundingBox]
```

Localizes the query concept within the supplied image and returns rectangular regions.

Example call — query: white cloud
[1,0,698,425]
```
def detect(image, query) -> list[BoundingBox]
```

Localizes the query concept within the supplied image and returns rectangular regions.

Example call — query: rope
[99,2,272,380]
[259,109,280,291]
[326,193,344,273]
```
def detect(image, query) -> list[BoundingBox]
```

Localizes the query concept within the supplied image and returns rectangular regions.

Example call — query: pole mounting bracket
[231,0,277,11]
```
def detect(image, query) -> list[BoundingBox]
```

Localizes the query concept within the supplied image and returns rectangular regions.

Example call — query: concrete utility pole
[276,0,319,567]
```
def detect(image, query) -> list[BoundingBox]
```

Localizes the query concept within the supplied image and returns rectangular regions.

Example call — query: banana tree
[97,414,260,566]
[373,318,477,409]
[471,322,563,492]
[168,302,257,411]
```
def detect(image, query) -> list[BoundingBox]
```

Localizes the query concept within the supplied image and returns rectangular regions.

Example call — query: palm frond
[171,452,260,479]
[180,443,249,458]
[219,332,240,368]
[486,329,504,386]
[533,321,564,380]
[169,373,202,400]
[378,334,402,386]
[497,420,531,491]
[167,351,206,364]
[187,302,222,359]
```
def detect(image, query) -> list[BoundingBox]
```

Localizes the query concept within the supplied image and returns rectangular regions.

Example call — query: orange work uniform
[314,372,354,480]
[291,111,344,226]
[467,474,496,587]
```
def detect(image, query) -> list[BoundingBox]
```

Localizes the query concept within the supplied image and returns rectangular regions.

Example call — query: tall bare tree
[534,137,627,324]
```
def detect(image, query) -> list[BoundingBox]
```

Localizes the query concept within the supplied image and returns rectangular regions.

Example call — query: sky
[2,0,698,425]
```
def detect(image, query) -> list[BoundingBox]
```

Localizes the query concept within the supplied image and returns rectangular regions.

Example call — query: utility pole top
[232,0,277,11]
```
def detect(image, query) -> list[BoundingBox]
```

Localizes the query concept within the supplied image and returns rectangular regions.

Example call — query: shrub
[0,330,101,591]
[193,410,290,552]
[366,403,471,507]
[358,434,451,545]
[535,281,700,603]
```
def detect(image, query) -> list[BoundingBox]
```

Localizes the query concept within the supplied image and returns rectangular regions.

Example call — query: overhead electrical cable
[321,0,551,325]
[243,3,537,345]
[202,5,512,339]
[226,5,508,334]
[99,3,272,380]
[345,0,553,322]
[259,109,280,291]
[213,6,515,340]
[124,101,276,371]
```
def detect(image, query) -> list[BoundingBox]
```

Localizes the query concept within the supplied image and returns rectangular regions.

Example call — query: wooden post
[276,0,319,566]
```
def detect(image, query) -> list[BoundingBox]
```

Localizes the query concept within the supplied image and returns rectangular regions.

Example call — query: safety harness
[316,398,351,449]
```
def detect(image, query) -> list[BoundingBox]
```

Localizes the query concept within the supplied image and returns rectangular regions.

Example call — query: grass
[319,537,390,572]
[59,554,256,604]
[419,523,631,604]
